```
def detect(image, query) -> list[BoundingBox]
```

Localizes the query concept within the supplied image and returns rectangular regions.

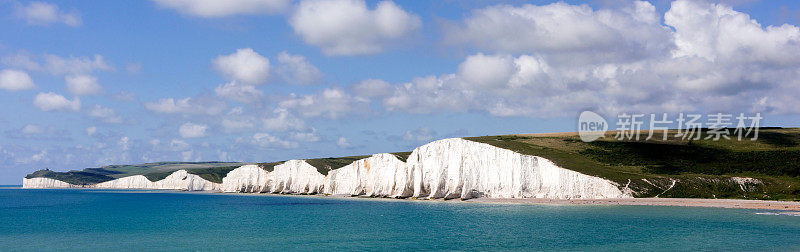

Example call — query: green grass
[305,155,372,175]
[465,128,800,200]
[25,169,114,185]
[304,152,414,175]
[392,152,412,162]
[256,161,285,172]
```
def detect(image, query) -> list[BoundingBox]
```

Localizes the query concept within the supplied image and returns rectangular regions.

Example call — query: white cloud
[88,105,122,123]
[666,0,800,65]
[249,133,297,149]
[65,74,103,95]
[364,0,800,117]
[381,75,470,114]
[114,91,137,102]
[21,124,44,135]
[169,139,191,151]
[289,0,421,55]
[214,81,263,103]
[336,137,351,148]
[0,69,35,91]
[212,48,270,84]
[6,125,71,141]
[291,131,320,142]
[403,127,435,143]
[444,1,670,63]
[221,107,256,133]
[86,126,97,136]
[119,137,130,151]
[457,53,516,89]
[276,51,323,85]
[150,0,291,17]
[28,150,48,163]
[222,118,255,133]
[278,88,368,118]
[352,79,392,98]
[179,122,208,138]
[14,2,81,27]
[144,98,190,113]
[262,108,306,132]
[143,97,226,115]
[2,53,113,75]
[33,92,81,112]
[125,63,142,74]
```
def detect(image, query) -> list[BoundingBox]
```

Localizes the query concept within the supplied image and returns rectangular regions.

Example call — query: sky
[1,0,800,184]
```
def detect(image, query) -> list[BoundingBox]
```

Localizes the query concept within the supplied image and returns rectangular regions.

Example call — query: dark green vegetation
[303,152,414,175]
[25,169,114,185]
[392,152,412,162]
[305,155,372,175]
[465,128,800,200]
[256,161,285,172]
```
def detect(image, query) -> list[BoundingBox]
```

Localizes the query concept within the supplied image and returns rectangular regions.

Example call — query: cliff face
[222,160,325,194]
[22,177,76,188]
[93,170,220,191]
[406,138,629,199]
[221,165,270,193]
[93,175,148,189]
[323,138,628,199]
[323,153,410,197]
[22,138,631,199]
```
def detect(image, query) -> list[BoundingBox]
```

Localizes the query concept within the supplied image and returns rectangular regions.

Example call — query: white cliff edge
[323,153,410,197]
[226,138,630,199]
[22,138,631,199]
[406,138,629,199]
[222,160,324,194]
[22,177,76,188]
[93,169,220,191]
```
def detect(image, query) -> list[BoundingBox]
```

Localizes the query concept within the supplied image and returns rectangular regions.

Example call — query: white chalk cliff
[406,138,628,199]
[221,164,270,193]
[93,170,220,191]
[22,177,76,188]
[222,160,324,194]
[22,138,631,199]
[323,153,410,197]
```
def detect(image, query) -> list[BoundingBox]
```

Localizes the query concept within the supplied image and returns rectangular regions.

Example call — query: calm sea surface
[1,187,799,251]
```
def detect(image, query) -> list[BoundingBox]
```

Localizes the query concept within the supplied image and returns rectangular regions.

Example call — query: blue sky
[1,0,800,184]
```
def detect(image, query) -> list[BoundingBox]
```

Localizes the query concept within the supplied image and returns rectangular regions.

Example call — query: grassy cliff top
[464,128,800,200]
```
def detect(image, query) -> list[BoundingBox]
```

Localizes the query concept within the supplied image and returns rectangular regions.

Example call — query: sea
[2,186,800,251]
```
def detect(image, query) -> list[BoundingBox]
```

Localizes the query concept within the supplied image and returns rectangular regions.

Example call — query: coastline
[14,186,800,211]
[235,193,800,211]
[465,197,800,211]
[210,191,800,211]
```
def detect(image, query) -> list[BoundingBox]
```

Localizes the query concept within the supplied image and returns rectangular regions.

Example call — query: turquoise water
[2,188,800,251]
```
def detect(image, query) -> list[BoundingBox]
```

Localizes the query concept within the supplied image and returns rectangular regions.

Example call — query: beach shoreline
[13,186,800,211]
[464,197,800,211]
[220,191,800,211]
